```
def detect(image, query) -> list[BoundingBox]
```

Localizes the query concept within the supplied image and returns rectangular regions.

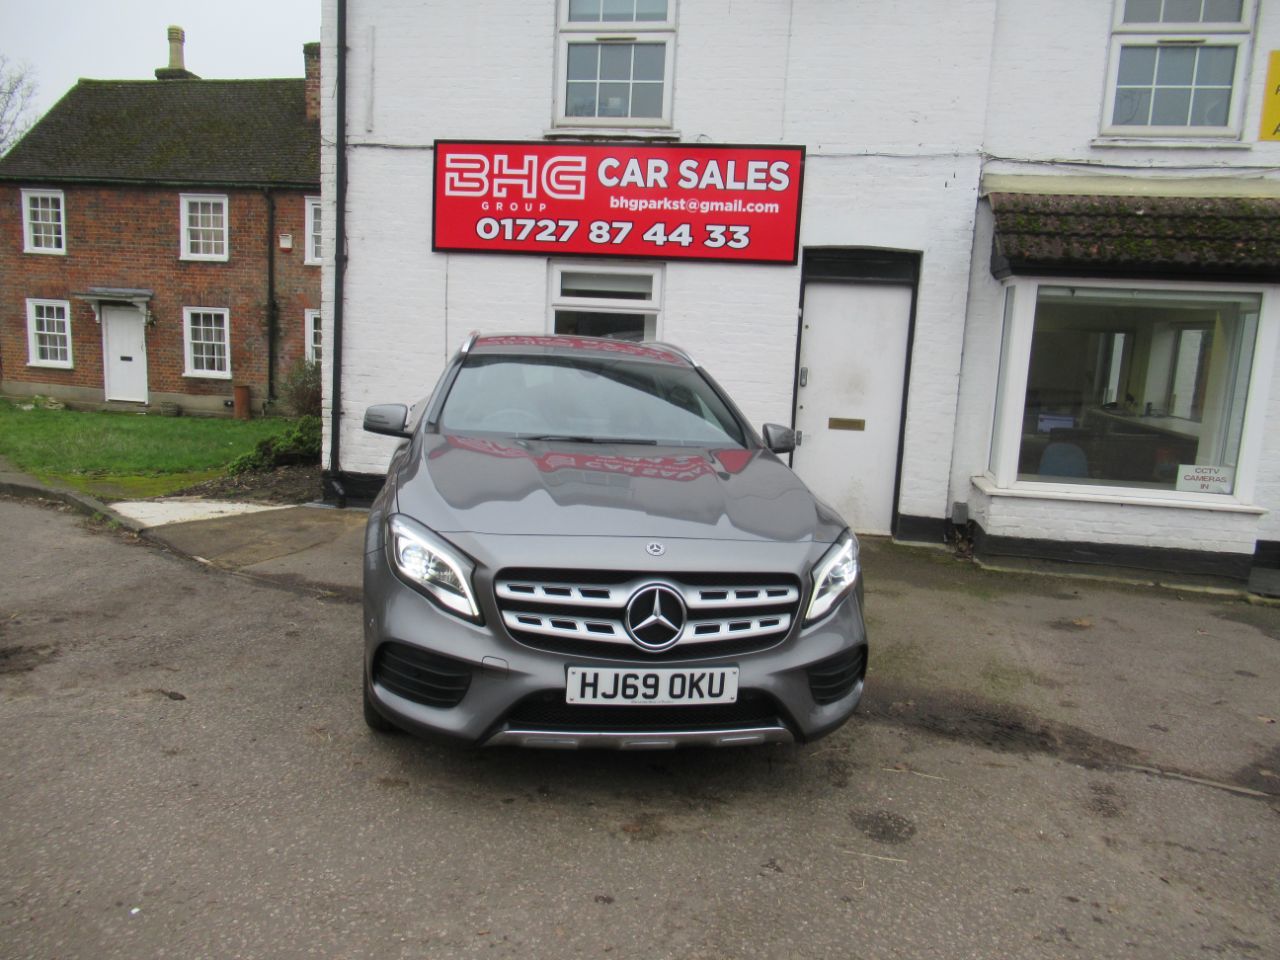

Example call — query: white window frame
[548,261,663,340]
[986,276,1279,509]
[182,306,232,379]
[554,0,677,129]
[1101,0,1256,139]
[305,308,322,363]
[21,188,66,255]
[25,298,73,369]
[180,194,230,261]
[304,196,322,265]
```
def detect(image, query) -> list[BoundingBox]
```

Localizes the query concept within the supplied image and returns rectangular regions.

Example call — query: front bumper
[363,535,868,749]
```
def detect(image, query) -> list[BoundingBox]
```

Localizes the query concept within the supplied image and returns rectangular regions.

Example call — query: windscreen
[439,354,748,447]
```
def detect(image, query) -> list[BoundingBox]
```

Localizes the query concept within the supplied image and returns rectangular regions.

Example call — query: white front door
[102,305,148,403]
[791,282,912,536]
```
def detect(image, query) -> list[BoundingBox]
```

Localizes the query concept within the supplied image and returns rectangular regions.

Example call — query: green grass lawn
[0,399,291,499]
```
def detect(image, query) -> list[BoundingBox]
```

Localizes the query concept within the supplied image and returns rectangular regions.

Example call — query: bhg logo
[443,153,588,203]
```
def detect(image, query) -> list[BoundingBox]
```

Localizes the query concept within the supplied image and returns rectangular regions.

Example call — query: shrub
[229,415,322,474]
[280,359,322,417]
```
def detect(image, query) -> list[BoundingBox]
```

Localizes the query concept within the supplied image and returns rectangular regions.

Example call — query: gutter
[328,0,349,502]
[0,175,319,190]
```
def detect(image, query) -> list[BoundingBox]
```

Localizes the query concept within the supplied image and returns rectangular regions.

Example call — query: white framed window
[304,196,322,265]
[305,308,322,362]
[988,279,1277,504]
[180,194,229,261]
[1102,0,1255,138]
[25,298,73,368]
[556,0,676,128]
[549,262,662,340]
[183,307,232,378]
[21,189,66,254]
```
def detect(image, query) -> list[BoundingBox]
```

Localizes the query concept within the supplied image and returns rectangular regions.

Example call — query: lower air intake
[372,642,471,708]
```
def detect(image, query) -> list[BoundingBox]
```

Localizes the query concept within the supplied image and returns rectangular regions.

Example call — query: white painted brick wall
[1250,326,1280,542]
[320,0,1280,557]
[661,261,800,430]
[949,200,1003,507]
[984,0,1280,167]
[345,0,556,143]
[968,488,1260,556]
[325,0,998,482]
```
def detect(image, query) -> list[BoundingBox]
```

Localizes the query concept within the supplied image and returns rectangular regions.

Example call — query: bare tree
[0,55,38,156]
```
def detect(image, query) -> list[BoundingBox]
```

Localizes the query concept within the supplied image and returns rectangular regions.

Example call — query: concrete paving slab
[108,498,295,527]
[237,510,369,598]
[145,503,369,597]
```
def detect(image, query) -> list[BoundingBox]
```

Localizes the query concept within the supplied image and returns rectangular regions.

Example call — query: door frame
[794,247,921,538]
[100,302,150,404]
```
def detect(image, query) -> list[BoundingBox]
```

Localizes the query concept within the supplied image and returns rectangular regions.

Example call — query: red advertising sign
[432,140,805,264]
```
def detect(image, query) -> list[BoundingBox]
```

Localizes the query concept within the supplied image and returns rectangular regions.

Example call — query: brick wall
[0,183,321,414]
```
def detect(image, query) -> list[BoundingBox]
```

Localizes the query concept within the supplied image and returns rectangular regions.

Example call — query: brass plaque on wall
[828,418,865,431]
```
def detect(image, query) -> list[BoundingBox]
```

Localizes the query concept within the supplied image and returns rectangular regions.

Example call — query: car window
[439,355,747,447]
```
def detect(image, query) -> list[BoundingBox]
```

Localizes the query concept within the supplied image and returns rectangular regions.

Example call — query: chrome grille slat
[501,611,630,643]
[496,582,624,608]
[494,570,801,658]
[684,614,792,642]
[689,586,799,609]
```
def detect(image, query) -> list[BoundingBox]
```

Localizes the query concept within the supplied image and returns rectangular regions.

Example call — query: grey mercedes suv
[361,333,867,749]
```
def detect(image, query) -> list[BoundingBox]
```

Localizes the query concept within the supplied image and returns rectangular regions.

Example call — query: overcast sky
[2,0,321,121]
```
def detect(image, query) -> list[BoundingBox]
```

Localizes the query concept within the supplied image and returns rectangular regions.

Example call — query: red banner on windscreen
[432,140,805,264]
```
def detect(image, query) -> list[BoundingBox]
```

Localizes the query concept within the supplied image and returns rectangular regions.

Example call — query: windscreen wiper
[521,435,659,445]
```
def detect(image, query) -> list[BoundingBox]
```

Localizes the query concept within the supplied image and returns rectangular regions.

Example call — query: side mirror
[762,423,795,454]
[363,403,411,438]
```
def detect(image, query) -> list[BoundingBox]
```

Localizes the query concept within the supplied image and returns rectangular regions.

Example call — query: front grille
[502,689,785,732]
[494,568,802,659]
[807,647,866,705]
[372,642,471,708]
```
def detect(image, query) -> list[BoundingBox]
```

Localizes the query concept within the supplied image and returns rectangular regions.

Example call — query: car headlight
[387,514,482,622]
[805,531,859,624]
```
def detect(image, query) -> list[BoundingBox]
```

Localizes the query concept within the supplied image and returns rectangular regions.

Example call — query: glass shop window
[1017,286,1259,494]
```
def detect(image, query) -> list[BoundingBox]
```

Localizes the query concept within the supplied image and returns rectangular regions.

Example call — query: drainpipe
[264,187,277,405]
[329,0,349,503]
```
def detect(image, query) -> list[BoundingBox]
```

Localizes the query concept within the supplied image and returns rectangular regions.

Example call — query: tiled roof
[989,192,1280,281]
[0,79,317,187]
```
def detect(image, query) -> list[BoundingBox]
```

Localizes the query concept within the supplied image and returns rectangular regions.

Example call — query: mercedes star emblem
[624,584,686,651]
[646,542,666,557]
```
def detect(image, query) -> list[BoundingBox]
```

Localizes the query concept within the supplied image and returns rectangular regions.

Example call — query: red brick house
[0,30,321,416]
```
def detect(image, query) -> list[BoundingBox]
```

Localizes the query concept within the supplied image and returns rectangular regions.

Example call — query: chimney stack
[155,25,200,80]
[167,26,185,70]
[304,42,321,122]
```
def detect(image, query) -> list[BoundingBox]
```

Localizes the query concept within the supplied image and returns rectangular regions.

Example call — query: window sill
[23,247,67,256]
[971,474,1264,514]
[544,127,681,142]
[27,361,73,370]
[1091,136,1251,150]
[183,371,232,381]
[179,255,231,263]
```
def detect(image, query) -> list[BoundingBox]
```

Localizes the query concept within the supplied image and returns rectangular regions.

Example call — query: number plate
[566,666,739,706]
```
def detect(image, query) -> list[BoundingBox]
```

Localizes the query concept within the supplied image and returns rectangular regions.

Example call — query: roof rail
[460,330,481,355]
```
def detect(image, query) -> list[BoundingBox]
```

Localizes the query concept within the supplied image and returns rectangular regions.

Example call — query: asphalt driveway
[1,496,1276,959]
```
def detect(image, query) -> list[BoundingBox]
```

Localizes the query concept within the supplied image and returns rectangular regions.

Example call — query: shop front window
[1016,286,1259,494]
